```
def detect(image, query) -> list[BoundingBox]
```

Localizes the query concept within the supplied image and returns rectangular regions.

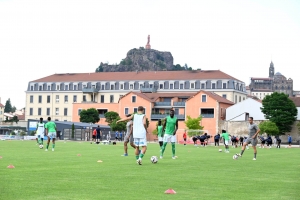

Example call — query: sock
[161,142,167,156]
[139,153,144,159]
[135,155,139,160]
[240,150,245,155]
[41,139,43,145]
[46,144,49,149]
[171,143,175,157]
[52,144,55,148]
[254,153,257,158]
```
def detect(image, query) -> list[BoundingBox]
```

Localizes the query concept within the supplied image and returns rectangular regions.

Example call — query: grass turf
[0,140,299,200]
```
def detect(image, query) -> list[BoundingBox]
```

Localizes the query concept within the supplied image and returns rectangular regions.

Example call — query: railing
[154,102,171,106]
[173,102,185,106]
[81,101,97,103]
[99,114,105,118]
[82,87,99,93]
[201,114,214,118]
[140,87,157,93]
[151,114,185,120]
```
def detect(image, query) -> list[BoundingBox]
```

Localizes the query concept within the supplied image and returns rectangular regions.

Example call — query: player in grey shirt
[122,114,137,156]
[237,117,260,160]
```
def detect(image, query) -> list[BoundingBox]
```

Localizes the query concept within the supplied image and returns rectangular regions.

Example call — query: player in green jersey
[45,117,57,152]
[220,129,230,153]
[160,109,178,159]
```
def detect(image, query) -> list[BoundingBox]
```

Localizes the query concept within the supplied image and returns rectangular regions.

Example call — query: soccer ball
[233,154,239,160]
[39,145,43,149]
[218,149,222,152]
[150,156,158,164]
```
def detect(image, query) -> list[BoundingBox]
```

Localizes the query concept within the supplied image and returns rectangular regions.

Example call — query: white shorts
[134,138,147,147]
[47,132,56,139]
[158,136,163,142]
[163,134,176,143]
[37,134,44,139]
[224,140,229,145]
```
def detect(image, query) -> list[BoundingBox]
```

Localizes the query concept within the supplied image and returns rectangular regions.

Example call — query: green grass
[0,140,299,200]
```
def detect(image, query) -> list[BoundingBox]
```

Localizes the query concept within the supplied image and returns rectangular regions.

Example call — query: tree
[259,121,279,136]
[297,122,300,134]
[71,123,75,139]
[261,92,298,134]
[11,106,16,113]
[110,117,127,132]
[79,108,100,124]
[4,98,12,113]
[104,111,120,125]
[184,115,204,137]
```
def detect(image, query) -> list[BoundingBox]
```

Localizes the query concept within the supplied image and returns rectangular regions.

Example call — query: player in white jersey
[36,118,45,147]
[117,106,148,165]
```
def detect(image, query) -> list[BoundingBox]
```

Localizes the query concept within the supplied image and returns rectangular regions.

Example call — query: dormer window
[190,83,195,89]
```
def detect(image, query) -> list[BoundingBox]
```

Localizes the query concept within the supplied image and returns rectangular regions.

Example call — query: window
[139,84,143,89]
[110,95,114,103]
[56,95,59,103]
[111,85,114,90]
[101,85,104,90]
[201,83,205,89]
[130,84,133,90]
[55,108,59,115]
[73,95,77,103]
[57,85,59,90]
[47,85,50,90]
[235,95,237,103]
[38,95,42,103]
[120,84,124,90]
[74,85,77,90]
[134,108,138,113]
[39,86,42,91]
[243,97,245,100]
[64,108,68,116]
[30,95,33,103]
[30,86,33,91]
[78,109,82,115]
[150,84,153,88]
[223,83,226,89]
[212,83,216,89]
[47,108,50,115]
[170,84,173,89]
[180,84,183,89]
[201,108,214,118]
[143,108,146,114]
[222,94,227,99]
[125,108,129,115]
[83,95,86,102]
[191,83,195,89]
[160,84,163,89]
[64,95,68,103]
[101,95,104,103]
[46,95,50,103]
[30,108,33,115]
[65,85,68,90]
[132,96,136,103]
[202,95,206,102]
[38,108,41,115]
[239,96,241,102]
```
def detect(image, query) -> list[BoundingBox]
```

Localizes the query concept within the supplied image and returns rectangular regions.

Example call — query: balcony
[154,102,171,107]
[173,102,185,107]
[151,114,185,120]
[81,101,98,103]
[99,114,105,118]
[140,87,157,93]
[82,87,99,93]
[201,114,214,118]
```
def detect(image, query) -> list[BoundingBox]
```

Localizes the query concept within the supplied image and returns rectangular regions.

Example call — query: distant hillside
[95,47,193,72]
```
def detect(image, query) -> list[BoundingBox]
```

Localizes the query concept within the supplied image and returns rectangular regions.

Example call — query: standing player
[123,114,136,156]
[183,130,187,146]
[214,133,220,147]
[45,117,57,152]
[220,130,230,153]
[157,120,164,150]
[258,135,265,148]
[237,117,260,160]
[91,128,96,144]
[96,125,102,144]
[239,136,244,146]
[160,109,178,159]
[36,118,45,148]
[117,106,148,165]
[287,134,292,147]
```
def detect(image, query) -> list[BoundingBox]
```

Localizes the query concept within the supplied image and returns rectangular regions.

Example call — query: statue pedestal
[145,44,151,49]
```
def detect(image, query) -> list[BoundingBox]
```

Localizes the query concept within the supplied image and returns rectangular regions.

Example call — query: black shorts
[261,141,265,144]
[288,142,291,145]
[92,135,96,139]
[183,138,186,141]
[96,134,101,139]
[200,139,205,143]
[215,139,219,142]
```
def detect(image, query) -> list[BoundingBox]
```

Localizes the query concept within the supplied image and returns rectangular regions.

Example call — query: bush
[30,131,36,136]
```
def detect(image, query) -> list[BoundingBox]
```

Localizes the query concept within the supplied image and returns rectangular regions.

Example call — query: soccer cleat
[122,153,128,156]
[52,148,54,151]
[253,158,256,161]
[172,156,176,159]
[136,158,142,165]
[160,156,163,159]
[45,149,48,151]
[236,153,242,157]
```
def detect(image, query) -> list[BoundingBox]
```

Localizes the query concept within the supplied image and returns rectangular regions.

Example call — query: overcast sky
[1,0,300,109]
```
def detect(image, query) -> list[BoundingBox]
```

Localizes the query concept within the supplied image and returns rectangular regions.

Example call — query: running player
[45,117,57,152]
[220,130,230,153]
[160,109,178,159]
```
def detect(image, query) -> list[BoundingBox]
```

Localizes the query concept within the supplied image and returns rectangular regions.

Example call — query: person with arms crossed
[45,117,57,152]
[122,114,136,156]
[117,106,148,165]
[237,117,260,160]
[160,109,178,159]
[36,118,45,148]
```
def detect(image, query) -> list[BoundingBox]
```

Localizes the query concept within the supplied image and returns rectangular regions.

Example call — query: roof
[32,70,242,82]
[289,97,300,107]
[246,86,250,90]
[16,114,25,120]
[0,103,4,107]
[275,72,282,76]
[251,77,272,80]
[251,89,273,92]
[186,90,234,105]
[247,95,262,103]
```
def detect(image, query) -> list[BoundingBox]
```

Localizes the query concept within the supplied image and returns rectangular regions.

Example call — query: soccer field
[0,140,299,200]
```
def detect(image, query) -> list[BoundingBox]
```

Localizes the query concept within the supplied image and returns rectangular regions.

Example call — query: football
[218,149,222,152]
[233,154,238,160]
[39,145,43,149]
[150,156,158,164]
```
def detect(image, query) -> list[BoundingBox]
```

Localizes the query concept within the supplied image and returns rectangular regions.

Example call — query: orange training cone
[165,189,176,194]
[7,165,15,168]
[77,154,81,156]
